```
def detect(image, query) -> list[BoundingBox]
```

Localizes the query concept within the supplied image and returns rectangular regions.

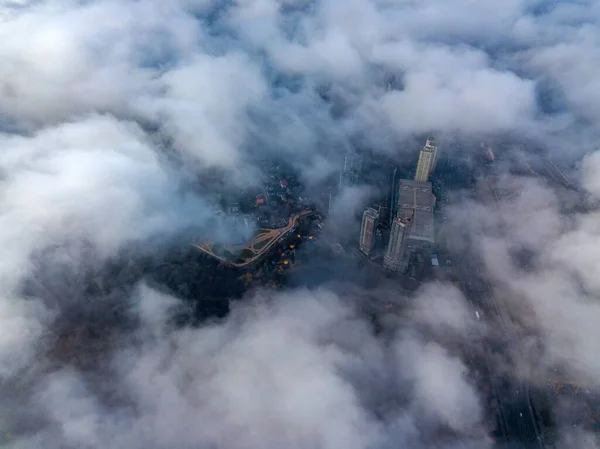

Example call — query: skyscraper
[328,190,336,216]
[339,152,363,190]
[396,179,435,247]
[387,167,399,227]
[414,138,438,182]
[383,214,412,272]
[359,207,379,256]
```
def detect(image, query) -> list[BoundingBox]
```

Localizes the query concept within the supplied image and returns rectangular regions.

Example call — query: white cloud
[0,0,600,446]
[18,288,489,449]
[0,115,214,378]
[145,52,268,169]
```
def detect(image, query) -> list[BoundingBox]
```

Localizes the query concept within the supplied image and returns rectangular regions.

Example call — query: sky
[1,0,600,448]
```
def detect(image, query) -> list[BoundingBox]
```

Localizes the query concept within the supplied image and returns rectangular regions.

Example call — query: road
[452,249,543,447]
[439,176,543,447]
[541,158,576,191]
[482,184,544,447]
[194,209,314,267]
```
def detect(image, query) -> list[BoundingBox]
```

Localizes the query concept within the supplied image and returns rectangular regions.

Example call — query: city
[2,122,592,447]
[2,2,600,448]
[153,134,595,448]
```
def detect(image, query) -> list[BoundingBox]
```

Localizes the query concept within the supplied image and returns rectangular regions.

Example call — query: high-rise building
[339,152,364,190]
[387,167,399,227]
[383,214,412,271]
[480,143,495,162]
[414,138,438,182]
[328,190,336,216]
[397,179,435,247]
[359,207,379,256]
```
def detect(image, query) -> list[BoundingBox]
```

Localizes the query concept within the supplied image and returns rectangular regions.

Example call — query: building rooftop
[423,138,437,152]
[397,179,435,243]
[398,180,434,210]
[363,207,380,219]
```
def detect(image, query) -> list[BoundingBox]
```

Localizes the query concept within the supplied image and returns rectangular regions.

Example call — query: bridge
[194,210,314,267]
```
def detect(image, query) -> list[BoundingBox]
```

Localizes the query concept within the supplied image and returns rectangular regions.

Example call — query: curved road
[194,210,314,267]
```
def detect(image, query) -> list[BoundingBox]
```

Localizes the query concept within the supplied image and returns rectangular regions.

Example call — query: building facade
[339,152,364,190]
[414,138,438,182]
[328,190,336,216]
[387,167,399,227]
[383,215,411,271]
[359,207,379,256]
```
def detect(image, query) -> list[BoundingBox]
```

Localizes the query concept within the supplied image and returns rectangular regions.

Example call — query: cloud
[0,1,162,125]
[0,0,600,447]
[397,336,483,434]
[0,115,209,259]
[10,287,490,449]
[453,169,600,389]
[0,114,218,379]
[146,52,268,170]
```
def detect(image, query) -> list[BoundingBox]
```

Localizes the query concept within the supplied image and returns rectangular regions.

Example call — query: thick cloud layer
[1,0,600,448]
[444,168,600,446]
[468,172,600,386]
[9,287,490,449]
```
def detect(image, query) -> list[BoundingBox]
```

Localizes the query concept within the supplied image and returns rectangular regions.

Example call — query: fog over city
[1,1,600,448]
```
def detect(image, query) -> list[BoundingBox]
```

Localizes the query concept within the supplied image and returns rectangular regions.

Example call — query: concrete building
[381,177,435,274]
[397,179,435,249]
[481,143,495,162]
[387,167,400,227]
[359,207,379,256]
[414,138,438,182]
[328,190,336,216]
[383,214,411,271]
[339,152,363,190]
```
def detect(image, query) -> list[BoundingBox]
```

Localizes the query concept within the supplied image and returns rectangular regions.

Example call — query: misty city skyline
[0,1,599,449]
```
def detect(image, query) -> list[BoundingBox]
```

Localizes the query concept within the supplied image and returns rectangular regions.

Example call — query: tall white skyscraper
[414,138,438,182]
[359,207,379,256]
[383,214,412,272]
